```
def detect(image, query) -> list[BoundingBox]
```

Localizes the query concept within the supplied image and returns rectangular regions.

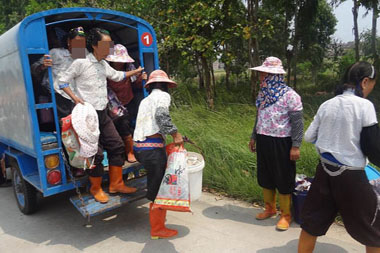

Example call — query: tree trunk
[210,61,217,98]
[292,5,300,90]
[166,55,170,76]
[248,0,260,101]
[372,0,379,71]
[225,63,231,90]
[223,44,231,90]
[201,55,214,109]
[195,53,204,89]
[284,2,292,85]
[353,0,360,61]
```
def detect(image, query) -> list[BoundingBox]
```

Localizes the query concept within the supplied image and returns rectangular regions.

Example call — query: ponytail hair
[335,61,376,96]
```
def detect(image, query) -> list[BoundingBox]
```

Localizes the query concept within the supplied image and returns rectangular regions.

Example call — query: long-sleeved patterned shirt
[133,89,177,142]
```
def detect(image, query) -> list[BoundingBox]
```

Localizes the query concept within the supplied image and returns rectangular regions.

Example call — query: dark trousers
[55,93,75,120]
[113,112,133,137]
[301,162,380,247]
[0,168,6,185]
[134,148,167,201]
[256,134,295,194]
[88,109,125,177]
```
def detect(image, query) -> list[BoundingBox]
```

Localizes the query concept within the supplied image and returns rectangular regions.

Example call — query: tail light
[44,155,59,169]
[47,169,61,185]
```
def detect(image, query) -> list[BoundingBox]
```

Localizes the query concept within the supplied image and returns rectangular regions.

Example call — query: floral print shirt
[256,89,303,138]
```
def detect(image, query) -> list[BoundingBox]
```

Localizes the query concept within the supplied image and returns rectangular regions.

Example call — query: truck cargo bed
[70,175,147,217]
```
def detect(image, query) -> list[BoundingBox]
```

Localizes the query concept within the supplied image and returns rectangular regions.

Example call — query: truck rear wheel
[11,164,38,214]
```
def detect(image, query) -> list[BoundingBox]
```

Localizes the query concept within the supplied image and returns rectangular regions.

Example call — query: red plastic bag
[153,143,191,212]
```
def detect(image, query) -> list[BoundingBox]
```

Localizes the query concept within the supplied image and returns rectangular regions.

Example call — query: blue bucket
[292,178,313,225]
[292,190,308,225]
[365,164,380,181]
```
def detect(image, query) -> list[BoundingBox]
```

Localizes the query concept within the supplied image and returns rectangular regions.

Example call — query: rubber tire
[11,164,38,215]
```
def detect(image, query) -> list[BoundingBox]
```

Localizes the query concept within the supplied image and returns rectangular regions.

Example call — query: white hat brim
[72,103,100,145]
[249,66,286,74]
[106,55,135,63]
[78,138,98,158]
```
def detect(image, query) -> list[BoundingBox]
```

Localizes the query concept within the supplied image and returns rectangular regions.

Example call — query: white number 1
[143,35,150,45]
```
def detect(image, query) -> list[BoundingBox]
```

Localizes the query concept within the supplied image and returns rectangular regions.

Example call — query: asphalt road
[0,186,364,253]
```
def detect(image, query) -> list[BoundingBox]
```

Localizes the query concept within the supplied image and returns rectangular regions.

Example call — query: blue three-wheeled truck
[0,7,159,219]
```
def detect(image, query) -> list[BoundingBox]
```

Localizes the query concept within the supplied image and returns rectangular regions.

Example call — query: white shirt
[50,48,76,100]
[133,89,171,141]
[59,53,125,110]
[305,90,378,168]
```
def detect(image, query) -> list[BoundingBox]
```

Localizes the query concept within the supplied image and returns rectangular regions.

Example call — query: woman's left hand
[290,147,300,161]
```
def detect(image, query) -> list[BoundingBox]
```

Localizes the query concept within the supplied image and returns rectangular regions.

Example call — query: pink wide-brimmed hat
[145,69,177,88]
[106,44,135,63]
[250,56,286,74]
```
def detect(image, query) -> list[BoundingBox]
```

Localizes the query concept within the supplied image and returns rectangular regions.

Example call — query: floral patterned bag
[153,143,191,212]
[61,115,94,169]
[107,88,127,120]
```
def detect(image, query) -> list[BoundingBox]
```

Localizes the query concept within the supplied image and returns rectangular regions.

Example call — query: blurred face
[93,34,114,61]
[110,62,125,71]
[68,35,86,59]
[259,72,267,82]
[362,77,376,98]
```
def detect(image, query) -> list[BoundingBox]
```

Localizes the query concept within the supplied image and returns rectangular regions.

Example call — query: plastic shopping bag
[153,143,191,212]
[61,115,94,169]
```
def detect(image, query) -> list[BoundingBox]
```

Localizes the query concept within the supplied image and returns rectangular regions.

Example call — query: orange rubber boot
[123,136,137,163]
[256,188,277,220]
[149,203,178,239]
[276,193,292,231]
[109,166,137,194]
[89,176,109,203]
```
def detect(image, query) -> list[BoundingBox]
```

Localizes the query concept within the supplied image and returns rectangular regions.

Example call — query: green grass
[169,81,333,203]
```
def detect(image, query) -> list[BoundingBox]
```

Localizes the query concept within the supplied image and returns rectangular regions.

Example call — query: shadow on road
[202,203,301,229]
[256,239,349,253]
[0,187,189,251]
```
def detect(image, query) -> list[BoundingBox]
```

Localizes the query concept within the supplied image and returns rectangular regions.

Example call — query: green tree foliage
[0,0,338,101]
[299,1,337,81]
[361,0,380,71]
[0,0,29,33]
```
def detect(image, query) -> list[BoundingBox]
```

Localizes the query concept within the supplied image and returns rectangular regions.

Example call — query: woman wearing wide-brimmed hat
[106,44,147,163]
[133,69,183,239]
[249,56,304,231]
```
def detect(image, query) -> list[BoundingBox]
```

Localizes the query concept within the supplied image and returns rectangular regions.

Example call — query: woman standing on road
[298,62,380,253]
[133,69,183,239]
[249,56,304,231]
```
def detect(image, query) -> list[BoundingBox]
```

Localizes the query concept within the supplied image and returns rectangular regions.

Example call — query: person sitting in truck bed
[31,26,87,120]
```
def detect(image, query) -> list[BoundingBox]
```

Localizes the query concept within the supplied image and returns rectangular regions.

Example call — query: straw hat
[106,44,135,63]
[71,102,100,158]
[144,69,177,88]
[250,56,286,74]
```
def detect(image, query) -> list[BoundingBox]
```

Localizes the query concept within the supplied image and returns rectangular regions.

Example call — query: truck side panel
[0,24,34,155]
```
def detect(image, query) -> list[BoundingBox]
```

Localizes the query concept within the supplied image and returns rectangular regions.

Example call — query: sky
[333,1,378,43]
